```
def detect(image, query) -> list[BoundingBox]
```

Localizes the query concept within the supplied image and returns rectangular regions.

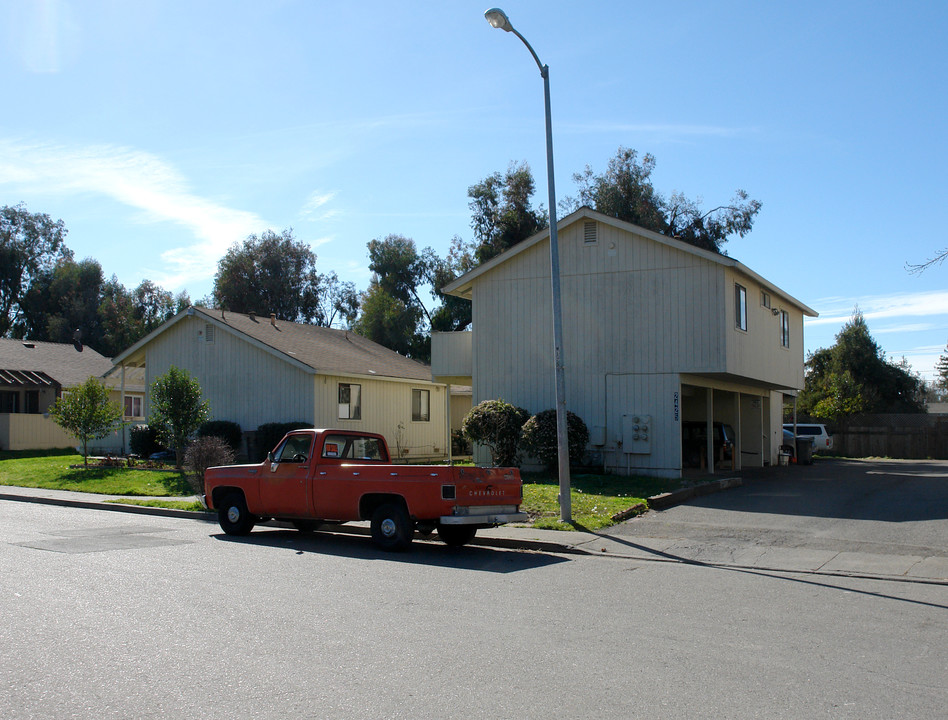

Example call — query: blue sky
[2,0,947,382]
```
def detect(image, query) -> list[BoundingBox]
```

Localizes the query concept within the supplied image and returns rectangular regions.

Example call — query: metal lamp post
[484,7,571,522]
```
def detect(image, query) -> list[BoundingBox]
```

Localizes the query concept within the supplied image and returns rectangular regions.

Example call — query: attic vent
[583,220,598,244]
[761,291,771,309]
[205,324,215,343]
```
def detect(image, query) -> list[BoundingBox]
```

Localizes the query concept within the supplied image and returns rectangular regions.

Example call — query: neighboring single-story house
[431,206,818,478]
[0,338,114,451]
[111,306,451,461]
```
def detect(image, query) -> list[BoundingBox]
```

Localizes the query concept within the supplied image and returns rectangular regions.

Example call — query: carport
[679,379,777,472]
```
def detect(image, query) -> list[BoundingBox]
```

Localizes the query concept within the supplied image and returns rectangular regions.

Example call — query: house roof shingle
[186,307,434,383]
[0,339,113,387]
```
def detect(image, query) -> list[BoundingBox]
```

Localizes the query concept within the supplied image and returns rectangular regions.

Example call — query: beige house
[0,338,114,451]
[432,207,817,478]
[111,306,450,461]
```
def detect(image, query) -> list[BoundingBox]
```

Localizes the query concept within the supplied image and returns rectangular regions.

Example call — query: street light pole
[484,8,571,522]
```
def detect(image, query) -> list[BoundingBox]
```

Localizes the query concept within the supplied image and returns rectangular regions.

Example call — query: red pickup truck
[203,428,527,550]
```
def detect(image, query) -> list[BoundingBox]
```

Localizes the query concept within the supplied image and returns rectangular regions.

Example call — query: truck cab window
[274,434,312,463]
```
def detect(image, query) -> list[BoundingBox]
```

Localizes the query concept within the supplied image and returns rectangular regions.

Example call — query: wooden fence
[822,414,948,460]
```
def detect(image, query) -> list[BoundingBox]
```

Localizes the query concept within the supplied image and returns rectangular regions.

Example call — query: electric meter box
[622,414,652,454]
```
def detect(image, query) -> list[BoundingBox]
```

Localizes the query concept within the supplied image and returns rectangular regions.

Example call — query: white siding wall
[724,268,806,389]
[143,315,314,430]
[470,221,726,474]
[313,374,448,460]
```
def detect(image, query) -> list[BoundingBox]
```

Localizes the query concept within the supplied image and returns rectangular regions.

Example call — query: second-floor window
[412,389,430,422]
[780,310,790,348]
[338,383,361,420]
[735,284,748,331]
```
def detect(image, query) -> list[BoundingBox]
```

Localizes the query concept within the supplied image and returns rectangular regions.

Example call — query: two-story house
[431,207,817,478]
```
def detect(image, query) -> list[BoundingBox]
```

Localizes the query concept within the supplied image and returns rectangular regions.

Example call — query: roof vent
[583,220,598,244]
[22,342,35,349]
[249,312,255,322]
[270,313,276,327]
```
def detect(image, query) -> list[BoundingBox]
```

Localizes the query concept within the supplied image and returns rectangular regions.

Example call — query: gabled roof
[443,206,818,317]
[0,338,113,387]
[113,306,434,383]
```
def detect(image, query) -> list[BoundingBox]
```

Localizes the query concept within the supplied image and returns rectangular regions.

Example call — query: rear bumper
[439,512,528,526]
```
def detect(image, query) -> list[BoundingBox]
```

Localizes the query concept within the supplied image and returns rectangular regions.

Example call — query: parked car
[780,428,796,459]
[783,423,834,451]
[682,421,736,468]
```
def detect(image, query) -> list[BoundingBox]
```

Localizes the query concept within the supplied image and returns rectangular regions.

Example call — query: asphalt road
[1,492,946,719]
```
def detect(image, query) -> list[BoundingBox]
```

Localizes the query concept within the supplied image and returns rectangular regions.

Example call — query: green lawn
[521,471,687,531]
[0,450,192,496]
[1,451,688,531]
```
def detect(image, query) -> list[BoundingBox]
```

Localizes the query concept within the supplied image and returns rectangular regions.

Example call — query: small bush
[197,420,243,453]
[520,409,590,472]
[129,425,164,458]
[253,421,311,461]
[184,436,236,495]
[451,429,472,456]
[461,399,529,467]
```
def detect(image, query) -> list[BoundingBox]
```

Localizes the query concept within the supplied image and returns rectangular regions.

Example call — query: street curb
[0,491,217,522]
[646,476,743,510]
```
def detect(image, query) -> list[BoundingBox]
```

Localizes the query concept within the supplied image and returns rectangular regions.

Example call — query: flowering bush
[520,409,589,471]
[461,399,529,467]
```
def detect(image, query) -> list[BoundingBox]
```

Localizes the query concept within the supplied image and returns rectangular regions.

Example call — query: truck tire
[437,525,477,547]
[371,503,413,551]
[218,493,255,536]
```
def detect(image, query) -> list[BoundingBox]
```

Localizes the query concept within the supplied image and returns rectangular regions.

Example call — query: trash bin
[795,437,813,465]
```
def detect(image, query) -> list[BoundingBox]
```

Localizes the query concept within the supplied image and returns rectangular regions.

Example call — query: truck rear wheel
[218,493,255,536]
[371,503,413,551]
[437,525,477,547]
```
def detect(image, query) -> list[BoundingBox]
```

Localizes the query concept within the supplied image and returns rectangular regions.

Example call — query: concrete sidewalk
[2,483,946,585]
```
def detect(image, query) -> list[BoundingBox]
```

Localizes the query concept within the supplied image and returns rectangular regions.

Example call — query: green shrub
[197,420,243,453]
[461,399,529,467]
[129,425,164,458]
[520,409,590,471]
[253,421,311,461]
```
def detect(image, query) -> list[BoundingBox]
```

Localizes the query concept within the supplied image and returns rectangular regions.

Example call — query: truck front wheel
[371,503,413,551]
[437,525,477,547]
[218,493,255,536]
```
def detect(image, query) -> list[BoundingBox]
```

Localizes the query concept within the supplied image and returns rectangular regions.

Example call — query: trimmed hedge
[461,399,529,467]
[520,409,590,471]
[197,420,243,453]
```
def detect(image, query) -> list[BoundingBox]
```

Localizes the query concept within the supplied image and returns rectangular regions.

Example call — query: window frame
[411,388,430,422]
[124,394,143,419]
[735,283,748,331]
[780,309,790,348]
[337,383,362,421]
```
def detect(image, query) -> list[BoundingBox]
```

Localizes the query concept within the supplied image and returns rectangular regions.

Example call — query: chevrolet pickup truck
[203,428,527,550]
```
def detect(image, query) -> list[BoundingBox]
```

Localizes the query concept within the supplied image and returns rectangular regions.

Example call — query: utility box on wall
[622,414,652,454]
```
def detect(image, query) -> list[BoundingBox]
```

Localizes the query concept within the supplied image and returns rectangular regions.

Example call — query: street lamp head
[484,7,513,32]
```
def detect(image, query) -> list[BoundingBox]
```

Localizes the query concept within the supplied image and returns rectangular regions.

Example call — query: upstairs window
[735,284,748,331]
[780,310,790,348]
[412,389,430,422]
[338,383,361,420]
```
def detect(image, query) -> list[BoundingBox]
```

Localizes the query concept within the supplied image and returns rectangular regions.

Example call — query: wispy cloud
[0,138,265,288]
[299,191,340,223]
[807,290,948,327]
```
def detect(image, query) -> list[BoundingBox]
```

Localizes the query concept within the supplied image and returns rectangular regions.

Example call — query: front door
[258,432,313,517]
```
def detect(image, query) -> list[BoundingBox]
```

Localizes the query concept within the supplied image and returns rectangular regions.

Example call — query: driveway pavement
[590,458,948,582]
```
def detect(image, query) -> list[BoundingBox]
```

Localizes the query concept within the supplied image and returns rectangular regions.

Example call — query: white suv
[783,423,834,451]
